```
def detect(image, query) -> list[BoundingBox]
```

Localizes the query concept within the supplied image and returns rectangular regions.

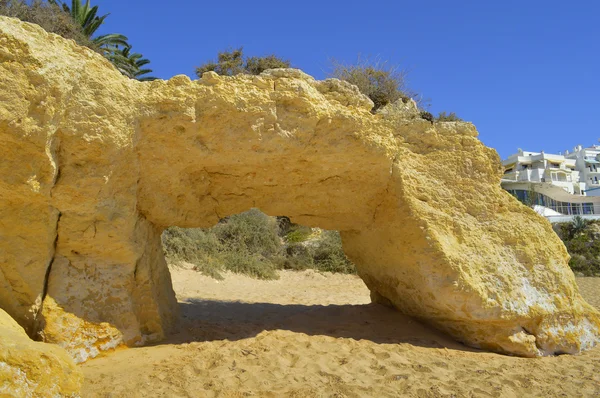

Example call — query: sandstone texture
[0,16,599,364]
[0,308,82,397]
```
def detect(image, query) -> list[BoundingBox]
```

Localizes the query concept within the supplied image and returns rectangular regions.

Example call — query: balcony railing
[506,189,599,216]
[543,203,600,215]
[503,169,580,184]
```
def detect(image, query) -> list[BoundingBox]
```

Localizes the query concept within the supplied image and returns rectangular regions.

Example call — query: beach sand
[81,264,600,397]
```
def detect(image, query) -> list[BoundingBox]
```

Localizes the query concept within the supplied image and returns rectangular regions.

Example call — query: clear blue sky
[95,0,600,159]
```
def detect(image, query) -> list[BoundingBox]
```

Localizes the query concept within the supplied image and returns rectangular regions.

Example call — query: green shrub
[307,230,356,274]
[219,250,279,279]
[282,231,355,274]
[212,209,283,279]
[284,226,313,243]
[569,252,600,277]
[245,54,290,75]
[571,215,590,238]
[0,0,98,51]
[420,111,434,123]
[196,47,244,76]
[161,226,225,280]
[161,209,357,279]
[554,219,600,276]
[436,111,463,122]
[328,56,420,113]
[213,209,282,256]
[195,47,290,77]
[556,216,592,241]
[162,209,283,280]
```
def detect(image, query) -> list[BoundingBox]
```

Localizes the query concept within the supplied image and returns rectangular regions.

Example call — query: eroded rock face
[0,308,82,397]
[1,16,599,362]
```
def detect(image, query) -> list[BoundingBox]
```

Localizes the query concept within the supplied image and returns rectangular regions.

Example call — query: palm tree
[48,0,128,50]
[106,46,157,81]
[570,215,590,239]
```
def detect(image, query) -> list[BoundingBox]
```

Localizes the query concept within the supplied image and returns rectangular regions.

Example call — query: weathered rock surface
[0,308,82,397]
[0,16,599,364]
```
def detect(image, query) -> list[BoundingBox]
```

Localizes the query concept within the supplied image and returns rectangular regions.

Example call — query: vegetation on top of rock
[436,111,463,122]
[245,54,291,75]
[48,0,128,49]
[328,57,422,113]
[51,0,156,80]
[0,0,97,49]
[105,45,156,81]
[419,111,434,123]
[162,209,356,280]
[1,0,156,80]
[554,217,600,276]
[195,47,291,77]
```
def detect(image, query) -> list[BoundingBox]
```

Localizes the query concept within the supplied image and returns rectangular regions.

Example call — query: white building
[565,145,600,196]
[501,149,584,195]
[501,145,600,219]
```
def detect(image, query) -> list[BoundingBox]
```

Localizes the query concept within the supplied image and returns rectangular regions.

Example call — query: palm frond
[93,33,129,48]
[71,0,79,21]
[81,5,98,29]
[104,45,156,81]
[135,59,151,67]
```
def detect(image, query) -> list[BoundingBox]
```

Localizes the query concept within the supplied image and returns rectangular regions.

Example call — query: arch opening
[162,209,358,281]
[158,208,465,351]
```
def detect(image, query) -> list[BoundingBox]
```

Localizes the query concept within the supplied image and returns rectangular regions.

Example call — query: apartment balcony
[502,169,544,183]
[503,168,580,185]
[571,170,581,179]
[548,174,572,183]
[502,171,521,182]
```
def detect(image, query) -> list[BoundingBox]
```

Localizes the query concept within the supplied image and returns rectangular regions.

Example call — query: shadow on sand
[163,299,479,353]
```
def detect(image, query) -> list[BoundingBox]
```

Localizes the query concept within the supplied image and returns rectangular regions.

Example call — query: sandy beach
[80,264,600,397]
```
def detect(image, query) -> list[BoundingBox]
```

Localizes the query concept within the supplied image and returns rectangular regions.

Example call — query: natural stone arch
[1,17,599,362]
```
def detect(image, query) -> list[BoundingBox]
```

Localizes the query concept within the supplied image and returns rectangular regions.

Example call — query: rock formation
[1,16,599,363]
[0,308,82,396]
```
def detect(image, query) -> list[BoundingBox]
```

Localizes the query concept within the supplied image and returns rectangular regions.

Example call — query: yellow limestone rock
[0,16,599,362]
[0,308,82,397]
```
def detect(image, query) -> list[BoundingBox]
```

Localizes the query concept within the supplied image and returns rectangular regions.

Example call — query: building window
[504,188,593,215]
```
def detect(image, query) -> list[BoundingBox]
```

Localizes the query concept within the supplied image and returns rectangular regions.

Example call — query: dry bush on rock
[245,54,291,75]
[329,56,422,113]
[196,47,291,77]
[0,0,98,51]
[436,111,463,122]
